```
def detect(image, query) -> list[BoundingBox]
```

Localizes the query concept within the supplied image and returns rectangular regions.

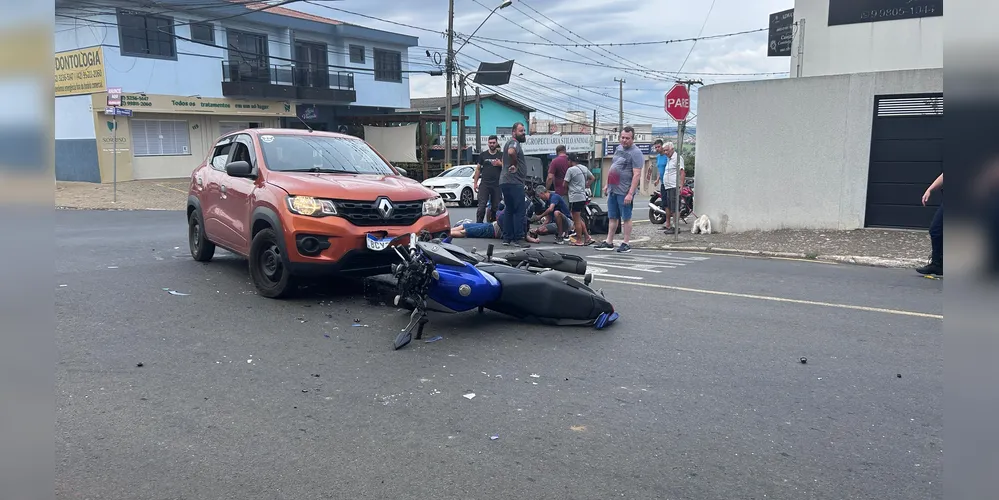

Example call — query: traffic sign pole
[664,81,700,241]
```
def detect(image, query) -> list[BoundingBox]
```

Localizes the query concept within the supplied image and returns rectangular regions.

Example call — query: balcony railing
[221,61,355,91]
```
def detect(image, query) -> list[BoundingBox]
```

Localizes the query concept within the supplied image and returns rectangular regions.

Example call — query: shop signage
[767,8,794,57]
[603,140,654,156]
[444,133,594,155]
[828,0,942,27]
[113,93,296,117]
[55,46,106,97]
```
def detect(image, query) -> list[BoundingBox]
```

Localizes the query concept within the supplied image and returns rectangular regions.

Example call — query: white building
[697,0,942,232]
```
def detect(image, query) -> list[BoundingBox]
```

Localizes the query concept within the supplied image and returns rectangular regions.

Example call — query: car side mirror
[395,167,408,177]
[225,160,254,178]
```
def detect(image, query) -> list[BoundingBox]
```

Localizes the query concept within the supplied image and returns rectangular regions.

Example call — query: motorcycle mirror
[409,232,418,250]
[486,244,494,261]
[471,246,477,254]
[584,273,593,286]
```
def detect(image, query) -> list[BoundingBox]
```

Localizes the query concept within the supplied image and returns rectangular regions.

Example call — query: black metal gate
[864,93,943,229]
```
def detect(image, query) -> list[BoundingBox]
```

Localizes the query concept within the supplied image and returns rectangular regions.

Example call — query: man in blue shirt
[533,185,572,244]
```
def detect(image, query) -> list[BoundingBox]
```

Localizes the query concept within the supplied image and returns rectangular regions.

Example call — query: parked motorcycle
[381,233,619,350]
[649,185,694,225]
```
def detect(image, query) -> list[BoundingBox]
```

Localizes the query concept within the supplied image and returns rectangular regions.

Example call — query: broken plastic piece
[490,435,499,440]
[799,357,807,364]
[167,290,189,296]
[529,374,540,378]
[136,362,144,367]
[425,336,443,343]
[463,393,476,400]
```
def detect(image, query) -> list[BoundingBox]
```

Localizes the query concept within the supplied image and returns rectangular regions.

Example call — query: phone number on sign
[861,5,936,20]
[55,69,104,82]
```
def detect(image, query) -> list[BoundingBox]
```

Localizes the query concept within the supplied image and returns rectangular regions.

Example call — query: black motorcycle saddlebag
[502,249,586,275]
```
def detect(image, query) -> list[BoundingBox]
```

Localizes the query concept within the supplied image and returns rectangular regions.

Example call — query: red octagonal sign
[664,84,691,122]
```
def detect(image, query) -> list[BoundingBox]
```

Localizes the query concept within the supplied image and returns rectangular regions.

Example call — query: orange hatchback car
[186,128,451,298]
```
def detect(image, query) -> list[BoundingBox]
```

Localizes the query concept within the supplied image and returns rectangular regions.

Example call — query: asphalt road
[56,209,943,500]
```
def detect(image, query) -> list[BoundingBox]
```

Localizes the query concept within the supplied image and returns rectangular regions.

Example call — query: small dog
[691,214,712,234]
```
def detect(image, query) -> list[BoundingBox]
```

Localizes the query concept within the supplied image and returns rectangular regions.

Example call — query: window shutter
[131,119,191,156]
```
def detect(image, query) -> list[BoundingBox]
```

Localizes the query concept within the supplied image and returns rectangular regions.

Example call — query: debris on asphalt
[297,318,308,323]
[530,374,540,378]
[312,374,320,378]
[302,389,309,393]
[425,336,443,343]
[136,362,144,367]
[800,357,807,364]
[490,435,499,440]
[59,284,68,287]
[166,290,190,296]
[463,393,476,400]
[107,266,118,269]
[897,374,902,378]
[353,323,369,327]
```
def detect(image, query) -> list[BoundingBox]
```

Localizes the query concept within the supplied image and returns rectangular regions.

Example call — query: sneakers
[616,243,632,253]
[593,241,614,251]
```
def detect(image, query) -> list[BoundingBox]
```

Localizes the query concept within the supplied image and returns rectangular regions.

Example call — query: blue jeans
[462,222,496,239]
[500,183,526,241]
[606,192,634,221]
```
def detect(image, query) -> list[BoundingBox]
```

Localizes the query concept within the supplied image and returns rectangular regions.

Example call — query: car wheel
[189,210,216,262]
[248,228,296,298]
[649,208,667,225]
[459,187,474,208]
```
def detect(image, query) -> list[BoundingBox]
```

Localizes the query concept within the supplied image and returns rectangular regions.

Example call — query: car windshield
[257,134,396,175]
[439,167,469,177]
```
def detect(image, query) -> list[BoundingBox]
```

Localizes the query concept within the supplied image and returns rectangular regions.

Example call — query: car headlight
[444,183,459,189]
[287,195,337,217]
[422,195,446,216]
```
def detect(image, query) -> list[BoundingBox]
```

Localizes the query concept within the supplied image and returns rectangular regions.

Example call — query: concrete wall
[451,98,531,137]
[696,68,942,233]
[338,36,412,109]
[54,94,99,182]
[790,0,943,78]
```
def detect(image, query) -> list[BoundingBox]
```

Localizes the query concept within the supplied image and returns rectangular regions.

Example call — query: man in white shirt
[660,141,685,234]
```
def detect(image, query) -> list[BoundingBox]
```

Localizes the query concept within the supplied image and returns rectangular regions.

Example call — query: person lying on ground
[451,211,539,243]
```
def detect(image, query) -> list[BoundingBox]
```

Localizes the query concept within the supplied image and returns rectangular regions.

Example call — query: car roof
[226,128,360,141]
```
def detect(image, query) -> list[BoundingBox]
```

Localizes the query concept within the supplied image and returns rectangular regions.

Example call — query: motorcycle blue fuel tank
[427,263,501,313]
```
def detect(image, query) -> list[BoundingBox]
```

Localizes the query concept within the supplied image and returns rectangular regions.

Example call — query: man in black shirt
[474,135,503,223]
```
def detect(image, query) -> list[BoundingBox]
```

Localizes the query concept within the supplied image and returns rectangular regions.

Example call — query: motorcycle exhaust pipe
[648,202,668,216]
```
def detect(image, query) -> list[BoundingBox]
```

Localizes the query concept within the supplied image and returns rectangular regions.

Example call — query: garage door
[864,93,943,229]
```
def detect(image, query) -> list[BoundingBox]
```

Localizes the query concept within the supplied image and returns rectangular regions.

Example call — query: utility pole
[614,77,625,140]
[444,0,455,170]
[671,79,703,241]
[475,86,482,158]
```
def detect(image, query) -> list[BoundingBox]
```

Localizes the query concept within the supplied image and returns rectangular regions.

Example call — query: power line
[55,13,440,77]
[467,26,771,47]
[673,0,718,78]
[55,10,443,69]
[517,0,665,81]
[302,0,444,35]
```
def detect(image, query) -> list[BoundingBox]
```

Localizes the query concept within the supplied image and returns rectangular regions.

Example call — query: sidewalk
[56,180,188,211]
[629,220,931,269]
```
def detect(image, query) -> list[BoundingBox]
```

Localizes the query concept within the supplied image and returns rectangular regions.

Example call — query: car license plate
[365,234,393,251]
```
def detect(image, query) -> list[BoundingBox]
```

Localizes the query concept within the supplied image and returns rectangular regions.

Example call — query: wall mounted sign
[768,8,794,57]
[828,0,942,27]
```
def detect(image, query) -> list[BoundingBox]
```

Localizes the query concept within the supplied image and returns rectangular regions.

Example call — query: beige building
[87,93,296,182]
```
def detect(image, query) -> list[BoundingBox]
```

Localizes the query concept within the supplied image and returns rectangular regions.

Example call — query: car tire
[248,228,296,298]
[189,210,216,262]
[459,187,475,208]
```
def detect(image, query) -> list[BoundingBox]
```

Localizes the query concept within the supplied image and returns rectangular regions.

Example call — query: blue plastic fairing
[426,262,502,312]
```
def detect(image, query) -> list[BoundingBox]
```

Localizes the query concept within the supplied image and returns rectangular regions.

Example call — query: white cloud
[299,0,796,125]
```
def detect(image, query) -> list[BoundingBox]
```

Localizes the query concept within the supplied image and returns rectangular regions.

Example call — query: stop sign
[664,84,691,121]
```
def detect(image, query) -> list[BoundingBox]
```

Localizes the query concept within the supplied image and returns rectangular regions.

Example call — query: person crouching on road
[563,153,595,246]
[533,185,572,244]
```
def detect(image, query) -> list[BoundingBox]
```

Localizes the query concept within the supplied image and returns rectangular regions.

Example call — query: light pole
[445,0,512,169]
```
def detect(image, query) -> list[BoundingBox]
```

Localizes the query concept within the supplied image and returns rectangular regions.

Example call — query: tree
[682,150,695,177]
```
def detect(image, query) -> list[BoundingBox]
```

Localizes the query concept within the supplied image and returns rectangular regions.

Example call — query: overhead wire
[467,26,771,47]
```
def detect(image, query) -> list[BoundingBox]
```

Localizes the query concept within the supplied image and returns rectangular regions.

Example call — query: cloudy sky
[297,0,795,127]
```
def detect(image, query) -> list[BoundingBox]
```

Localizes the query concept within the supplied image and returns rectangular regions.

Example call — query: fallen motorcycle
[379,233,619,350]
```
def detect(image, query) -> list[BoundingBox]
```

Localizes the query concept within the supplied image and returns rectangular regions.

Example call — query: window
[191,22,214,44]
[258,135,395,175]
[229,135,256,168]
[117,9,176,59]
[226,29,270,83]
[131,120,191,156]
[349,44,365,64]
[210,139,233,170]
[219,122,250,137]
[373,48,401,82]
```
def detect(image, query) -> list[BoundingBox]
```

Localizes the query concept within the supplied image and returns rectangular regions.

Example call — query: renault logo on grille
[376,197,394,218]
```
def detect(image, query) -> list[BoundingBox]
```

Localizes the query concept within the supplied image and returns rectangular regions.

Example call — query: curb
[639,244,926,269]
